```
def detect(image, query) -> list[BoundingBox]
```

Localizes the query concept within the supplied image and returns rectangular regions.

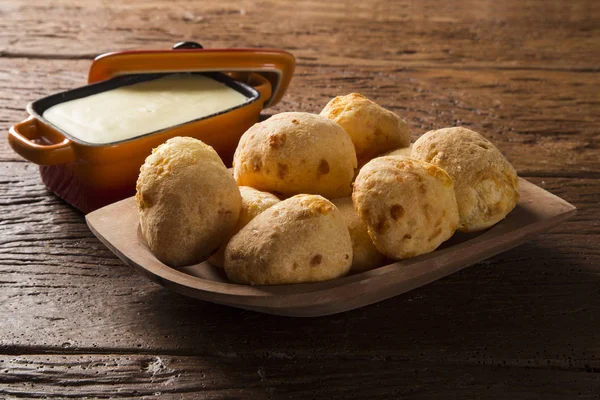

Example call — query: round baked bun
[209,186,280,267]
[352,145,414,182]
[233,112,357,198]
[385,145,412,158]
[136,137,242,267]
[224,194,353,285]
[332,197,387,272]
[353,156,459,260]
[320,93,410,166]
[411,127,519,232]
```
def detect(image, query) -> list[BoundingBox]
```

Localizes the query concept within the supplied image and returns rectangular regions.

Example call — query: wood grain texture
[0,354,598,399]
[1,0,599,397]
[1,0,599,70]
[0,163,598,357]
[1,58,599,177]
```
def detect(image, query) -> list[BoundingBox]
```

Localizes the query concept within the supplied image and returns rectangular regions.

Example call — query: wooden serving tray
[86,178,575,317]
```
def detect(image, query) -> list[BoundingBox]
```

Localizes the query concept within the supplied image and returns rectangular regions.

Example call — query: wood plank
[0,162,598,364]
[1,0,599,70]
[0,354,598,399]
[1,58,598,176]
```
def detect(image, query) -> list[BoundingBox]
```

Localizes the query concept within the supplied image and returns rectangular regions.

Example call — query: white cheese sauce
[43,74,249,144]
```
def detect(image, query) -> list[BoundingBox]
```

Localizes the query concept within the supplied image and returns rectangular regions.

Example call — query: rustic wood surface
[0,0,598,398]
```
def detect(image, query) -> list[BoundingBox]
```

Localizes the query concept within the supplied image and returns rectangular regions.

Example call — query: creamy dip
[43,74,250,144]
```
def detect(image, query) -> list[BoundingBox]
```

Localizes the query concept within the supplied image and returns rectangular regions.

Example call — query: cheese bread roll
[320,93,410,166]
[233,112,357,198]
[136,137,241,267]
[411,127,519,231]
[224,194,352,285]
[353,156,459,259]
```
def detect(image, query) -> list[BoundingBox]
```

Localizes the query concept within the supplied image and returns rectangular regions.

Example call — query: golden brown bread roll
[224,194,353,285]
[233,112,357,198]
[209,186,280,267]
[320,93,410,166]
[332,197,387,272]
[348,145,412,181]
[411,127,519,231]
[353,156,459,259]
[385,145,412,158]
[136,137,241,267]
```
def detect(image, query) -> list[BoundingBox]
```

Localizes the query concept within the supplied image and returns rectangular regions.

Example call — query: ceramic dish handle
[8,117,76,165]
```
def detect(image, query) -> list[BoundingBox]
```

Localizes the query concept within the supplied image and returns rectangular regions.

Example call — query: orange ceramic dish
[8,42,295,213]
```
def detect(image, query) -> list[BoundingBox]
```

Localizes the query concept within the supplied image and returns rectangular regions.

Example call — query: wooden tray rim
[86,178,576,315]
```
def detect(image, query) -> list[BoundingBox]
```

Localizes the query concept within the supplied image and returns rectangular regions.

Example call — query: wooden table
[1,1,598,398]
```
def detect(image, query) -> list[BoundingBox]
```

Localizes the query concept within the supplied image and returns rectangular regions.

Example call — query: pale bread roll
[349,145,413,181]
[136,137,241,267]
[320,93,410,166]
[411,127,519,231]
[233,112,357,198]
[332,197,387,272]
[209,186,280,267]
[385,145,412,158]
[354,145,412,179]
[224,194,353,285]
[353,156,459,259]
